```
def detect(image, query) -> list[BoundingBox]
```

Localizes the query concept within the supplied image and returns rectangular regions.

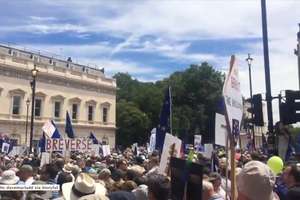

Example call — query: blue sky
[1,1,300,121]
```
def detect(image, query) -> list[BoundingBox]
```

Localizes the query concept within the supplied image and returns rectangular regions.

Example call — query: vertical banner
[222,55,243,200]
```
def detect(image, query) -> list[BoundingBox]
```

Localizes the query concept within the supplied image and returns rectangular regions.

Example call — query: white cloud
[3,0,300,124]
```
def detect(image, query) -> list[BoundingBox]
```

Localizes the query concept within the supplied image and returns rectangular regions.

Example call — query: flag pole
[169,86,173,135]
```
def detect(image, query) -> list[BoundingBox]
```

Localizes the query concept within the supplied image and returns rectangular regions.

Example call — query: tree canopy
[114,62,224,147]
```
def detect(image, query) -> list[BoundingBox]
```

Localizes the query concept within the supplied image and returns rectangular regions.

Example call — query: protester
[40,163,60,199]
[202,180,224,200]
[62,173,107,200]
[237,160,279,200]
[276,122,291,160]
[1,135,298,200]
[209,172,226,199]
[282,163,300,200]
[147,174,170,200]
[18,165,35,185]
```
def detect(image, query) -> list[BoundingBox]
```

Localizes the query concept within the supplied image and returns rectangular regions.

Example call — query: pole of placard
[225,132,229,200]
[225,116,237,200]
[230,135,237,200]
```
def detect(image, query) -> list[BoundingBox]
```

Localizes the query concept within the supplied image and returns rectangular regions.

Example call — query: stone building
[0,44,116,148]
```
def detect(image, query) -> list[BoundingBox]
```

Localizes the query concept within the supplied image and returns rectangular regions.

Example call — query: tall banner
[222,55,243,200]
[223,55,243,140]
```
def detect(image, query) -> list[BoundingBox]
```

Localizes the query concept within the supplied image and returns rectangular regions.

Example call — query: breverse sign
[45,138,93,152]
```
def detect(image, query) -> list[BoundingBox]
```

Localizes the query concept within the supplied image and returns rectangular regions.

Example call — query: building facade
[0,44,116,148]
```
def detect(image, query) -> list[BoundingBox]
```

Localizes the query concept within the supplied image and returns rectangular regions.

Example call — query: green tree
[114,63,224,146]
[116,100,150,146]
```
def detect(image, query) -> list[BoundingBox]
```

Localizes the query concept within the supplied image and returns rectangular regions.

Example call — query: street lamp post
[29,64,38,153]
[295,23,300,89]
[246,53,255,149]
[25,98,30,146]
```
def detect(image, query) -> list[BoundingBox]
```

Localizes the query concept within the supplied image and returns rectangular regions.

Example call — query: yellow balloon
[267,156,284,175]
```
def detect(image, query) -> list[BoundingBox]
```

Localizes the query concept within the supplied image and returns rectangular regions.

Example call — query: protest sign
[102,145,111,157]
[158,133,182,175]
[1,142,9,153]
[170,157,203,200]
[8,146,27,157]
[222,55,243,140]
[45,138,93,152]
[215,113,228,146]
[203,144,213,159]
[149,132,156,153]
[194,135,202,152]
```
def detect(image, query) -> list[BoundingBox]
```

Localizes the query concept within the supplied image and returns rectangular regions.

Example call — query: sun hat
[0,170,20,185]
[62,173,106,200]
[237,160,276,200]
[99,168,111,177]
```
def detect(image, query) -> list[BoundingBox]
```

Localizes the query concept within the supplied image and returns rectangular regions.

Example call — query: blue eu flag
[155,87,171,152]
[65,111,75,138]
[38,132,46,152]
[89,132,99,144]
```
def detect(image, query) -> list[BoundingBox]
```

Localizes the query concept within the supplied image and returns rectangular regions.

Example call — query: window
[103,107,108,123]
[35,99,42,117]
[12,96,21,115]
[88,105,94,121]
[72,104,78,120]
[54,101,61,118]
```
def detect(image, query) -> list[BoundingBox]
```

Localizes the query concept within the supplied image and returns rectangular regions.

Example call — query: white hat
[0,170,19,185]
[132,184,148,200]
[62,173,106,200]
[237,161,275,200]
[63,163,75,173]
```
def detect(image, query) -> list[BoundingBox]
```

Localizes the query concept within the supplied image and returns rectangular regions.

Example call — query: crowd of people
[0,146,299,200]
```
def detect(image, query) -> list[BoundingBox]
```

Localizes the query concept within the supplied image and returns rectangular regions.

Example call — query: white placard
[102,145,111,157]
[222,55,243,138]
[8,146,27,157]
[149,133,156,153]
[1,143,10,153]
[158,133,182,175]
[203,144,214,159]
[194,135,202,151]
[215,113,228,146]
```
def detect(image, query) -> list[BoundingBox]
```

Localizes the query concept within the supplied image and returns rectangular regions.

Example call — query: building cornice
[0,64,116,96]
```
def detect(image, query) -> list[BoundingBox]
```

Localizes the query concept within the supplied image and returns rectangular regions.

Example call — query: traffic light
[280,90,300,124]
[247,94,264,126]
